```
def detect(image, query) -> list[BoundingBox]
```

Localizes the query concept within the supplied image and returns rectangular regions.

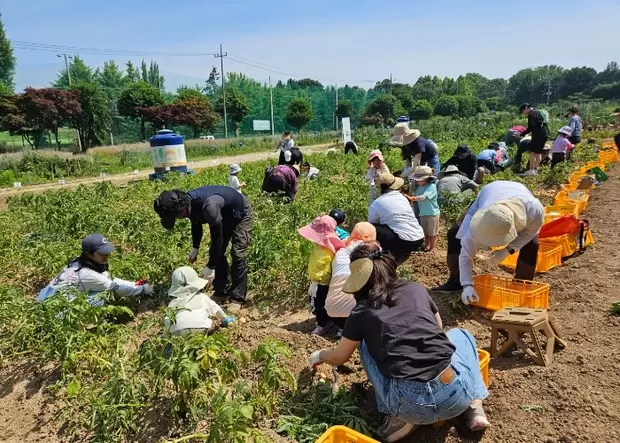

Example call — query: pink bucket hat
[368,149,384,163]
[298,215,345,253]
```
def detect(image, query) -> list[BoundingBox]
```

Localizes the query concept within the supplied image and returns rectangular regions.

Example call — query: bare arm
[316,338,359,366]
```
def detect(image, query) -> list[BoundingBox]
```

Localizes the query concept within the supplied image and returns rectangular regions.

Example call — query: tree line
[1,14,620,151]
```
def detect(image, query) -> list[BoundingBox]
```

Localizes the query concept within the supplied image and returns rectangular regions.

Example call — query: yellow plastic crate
[599,149,619,163]
[541,230,594,257]
[499,242,563,273]
[544,203,579,224]
[554,190,589,214]
[316,426,379,443]
[580,160,606,172]
[478,349,491,388]
[472,274,550,311]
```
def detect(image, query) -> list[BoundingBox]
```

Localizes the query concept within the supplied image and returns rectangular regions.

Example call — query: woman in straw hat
[368,172,425,264]
[434,181,544,305]
[309,243,490,442]
[437,165,478,201]
[390,123,441,178]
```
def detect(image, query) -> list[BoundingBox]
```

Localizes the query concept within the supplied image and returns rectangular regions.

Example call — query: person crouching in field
[37,234,154,307]
[262,164,300,202]
[309,242,490,442]
[550,126,575,169]
[298,215,345,336]
[408,166,440,252]
[164,267,236,336]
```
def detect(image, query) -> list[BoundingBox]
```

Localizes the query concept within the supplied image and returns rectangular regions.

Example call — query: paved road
[0,143,335,203]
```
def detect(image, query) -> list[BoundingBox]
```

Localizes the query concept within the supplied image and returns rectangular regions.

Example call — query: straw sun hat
[389,123,421,146]
[342,248,394,294]
[375,172,404,191]
[469,199,527,248]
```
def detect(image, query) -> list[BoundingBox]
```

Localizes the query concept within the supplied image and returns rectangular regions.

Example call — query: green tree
[125,61,139,83]
[70,82,112,151]
[285,98,313,131]
[365,94,402,125]
[96,61,126,101]
[336,100,353,119]
[174,89,219,137]
[117,81,164,140]
[484,96,505,112]
[215,88,249,136]
[54,56,95,89]
[434,96,459,117]
[204,67,220,97]
[0,14,15,89]
[409,100,433,121]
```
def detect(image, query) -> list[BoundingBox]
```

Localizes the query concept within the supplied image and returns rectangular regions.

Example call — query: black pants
[213,202,253,301]
[286,148,303,165]
[344,142,358,155]
[614,132,620,152]
[513,141,531,171]
[278,150,286,165]
[477,159,496,174]
[568,136,581,145]
[314,284,331,327]
[373,224,424,265]
[550,152,566,169]
[446,224,539,279]
[262,172,295,201]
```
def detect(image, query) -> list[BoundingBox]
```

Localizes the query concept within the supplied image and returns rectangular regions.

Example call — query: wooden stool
[491,307,566,366]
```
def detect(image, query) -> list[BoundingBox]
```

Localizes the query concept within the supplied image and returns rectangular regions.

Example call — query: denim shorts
[359,328,488,425]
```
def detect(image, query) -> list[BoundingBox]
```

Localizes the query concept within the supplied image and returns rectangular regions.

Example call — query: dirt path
[0,143,334,204]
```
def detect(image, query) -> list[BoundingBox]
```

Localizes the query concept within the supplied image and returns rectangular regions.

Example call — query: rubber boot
[433,254,462,291]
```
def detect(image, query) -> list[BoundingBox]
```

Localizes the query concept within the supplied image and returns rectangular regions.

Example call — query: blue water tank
[397,116,410,123]
[149,130,189,179]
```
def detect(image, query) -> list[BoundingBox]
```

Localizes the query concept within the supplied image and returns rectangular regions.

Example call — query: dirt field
[1,166,619,443]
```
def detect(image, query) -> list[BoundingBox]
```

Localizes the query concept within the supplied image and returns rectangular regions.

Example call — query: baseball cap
[329,208,345,225]
[81,234,115,256]
[153,190,184,230]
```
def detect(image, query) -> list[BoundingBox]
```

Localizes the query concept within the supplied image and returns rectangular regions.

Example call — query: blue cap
[81,234,115,256]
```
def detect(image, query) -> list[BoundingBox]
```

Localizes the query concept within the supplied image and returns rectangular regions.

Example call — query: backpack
[539,109,549,125]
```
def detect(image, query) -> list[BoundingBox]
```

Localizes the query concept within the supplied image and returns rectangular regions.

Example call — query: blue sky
[2,0,619,91]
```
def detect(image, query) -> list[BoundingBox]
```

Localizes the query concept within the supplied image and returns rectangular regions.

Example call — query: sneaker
[227,294,246,305]
[432,279,462,292]
[311,324,332,336]
[463,406,491,432]
[377,416,416,442]
[522,169,536,176]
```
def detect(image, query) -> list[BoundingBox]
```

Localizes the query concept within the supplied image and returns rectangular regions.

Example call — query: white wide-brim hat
[470,199,527,247]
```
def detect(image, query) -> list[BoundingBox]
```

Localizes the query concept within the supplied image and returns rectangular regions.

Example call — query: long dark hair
[350,242,399,309]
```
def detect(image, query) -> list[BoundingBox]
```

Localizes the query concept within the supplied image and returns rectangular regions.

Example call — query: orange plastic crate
[499,242,562,273]
[472,274,550,311]
[542,230,594,257]
[544,203,579,224]
[554,191,589,214]
[581,160,606,172]
[316,426,379,443]
[599,149,619,163]
[478,349,491,388]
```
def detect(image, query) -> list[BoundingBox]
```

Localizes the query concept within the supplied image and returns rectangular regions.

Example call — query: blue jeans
[426,155,441,175]
[360,328,488,425]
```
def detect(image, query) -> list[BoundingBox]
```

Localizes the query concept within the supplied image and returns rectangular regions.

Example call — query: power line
[12,41,217,57]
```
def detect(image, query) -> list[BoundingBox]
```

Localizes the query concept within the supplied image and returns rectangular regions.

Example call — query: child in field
[550,126,575,169]
[329,208,350,241]
[365,150,390,203]
[298,215,345,336]
[228,164,245,193]
[301,161,320,179]
[409,166,440,252]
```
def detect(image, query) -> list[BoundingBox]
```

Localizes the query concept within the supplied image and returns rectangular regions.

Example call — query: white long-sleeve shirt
[368,191,425,242]
[456,181,544,286]
[164,292,227,334]
[275,138,295,152]
[37,261,147,307]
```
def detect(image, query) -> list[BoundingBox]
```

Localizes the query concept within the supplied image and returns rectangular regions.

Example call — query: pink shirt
[551,137,574,154]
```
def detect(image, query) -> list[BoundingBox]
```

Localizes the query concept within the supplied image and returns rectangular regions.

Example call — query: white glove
[488,248,510,266]
[461,285,479,305]
[308,282,318,299]
[141,284,154,296]
[202,267,215,284]
[309,350,324,369]
[188,248,199,264]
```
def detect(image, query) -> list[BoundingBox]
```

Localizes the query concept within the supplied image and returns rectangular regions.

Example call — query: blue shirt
[335,226,350,241]
[414,183,440,216]
[569,115,582,137]
[477,149,497,163]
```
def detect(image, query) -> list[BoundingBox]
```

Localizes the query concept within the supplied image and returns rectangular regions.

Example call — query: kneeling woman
[262,164,300,201]
[309,243,490,442]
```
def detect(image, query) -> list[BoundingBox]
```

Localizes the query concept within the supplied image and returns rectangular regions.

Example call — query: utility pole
[544,80,552,106]
[214,44,228,138]
[389,73,393,95]
[58,54,82,152]
[269,76,275,136]
[335,86,339,131]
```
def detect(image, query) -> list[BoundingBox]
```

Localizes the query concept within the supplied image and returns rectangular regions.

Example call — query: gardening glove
[202,267,215,284]
[141,283,154,296]
[309,350,325,369]
[488,248,510,266]
[188,248,199,264]
[307,282,318,299]
[461,285,479,305]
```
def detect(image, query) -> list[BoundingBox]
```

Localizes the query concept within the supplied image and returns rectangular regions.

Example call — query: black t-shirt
[407,136,437,164]
[343,281,455,381]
